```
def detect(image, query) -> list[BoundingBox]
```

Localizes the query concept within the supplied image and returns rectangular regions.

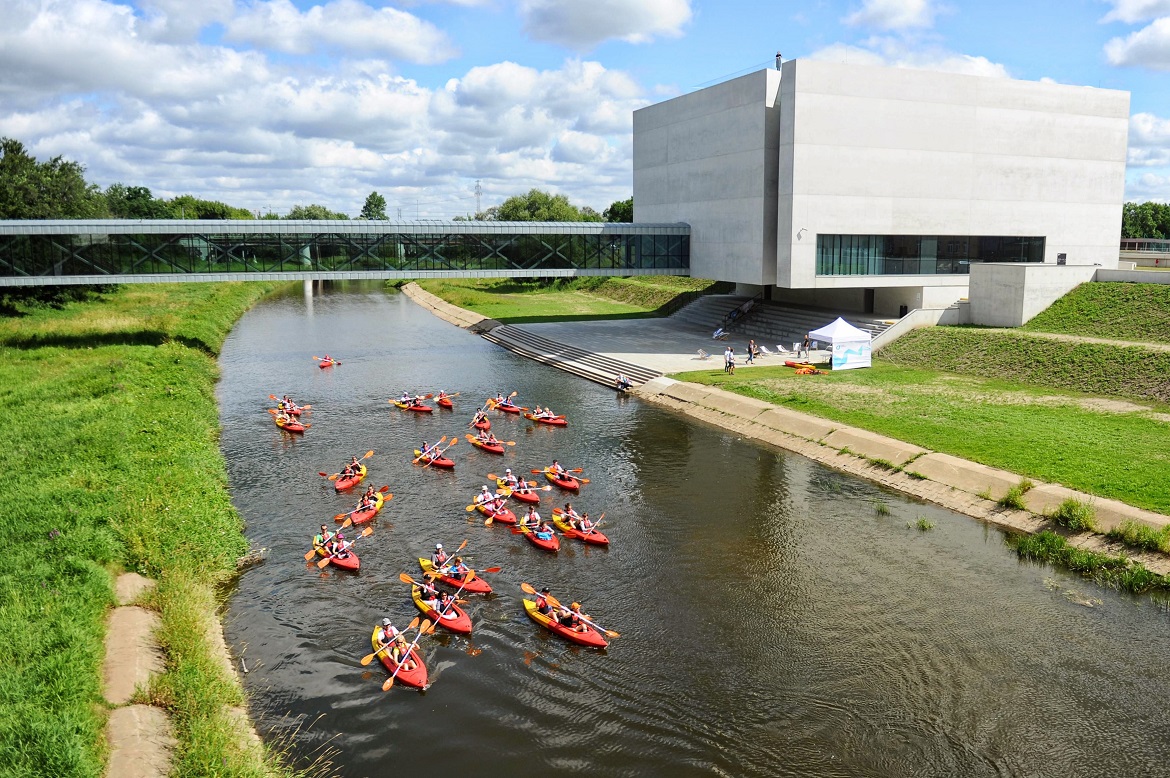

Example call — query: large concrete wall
[968,263,1098,327]
[634,70,781,284]
[777,60,1130,289]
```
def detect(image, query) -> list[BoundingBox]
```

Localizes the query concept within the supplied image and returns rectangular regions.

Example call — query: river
[220,284,1170,777]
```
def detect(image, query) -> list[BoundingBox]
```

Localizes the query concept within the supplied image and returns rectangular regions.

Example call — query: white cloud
[844,0,937,30]
[518,0,691,50]
[808,41,1010,78]
[1128,112,1170,167]
[1105,17,1170,69]
[1127,172,1170,201]
[1101,0,1170,23]
[224,0,457,63]
[137,0,234,41]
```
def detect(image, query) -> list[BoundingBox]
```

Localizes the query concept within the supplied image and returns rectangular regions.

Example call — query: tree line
[1122,202,1170,240]
[0,137,636,222]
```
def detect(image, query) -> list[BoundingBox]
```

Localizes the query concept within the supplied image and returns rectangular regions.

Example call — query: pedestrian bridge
[0,220,690,286]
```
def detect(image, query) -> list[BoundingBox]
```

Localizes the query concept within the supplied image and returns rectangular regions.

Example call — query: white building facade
[634,59,1130,316]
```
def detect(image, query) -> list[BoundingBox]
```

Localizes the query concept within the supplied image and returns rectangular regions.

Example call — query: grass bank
[1023,282,1170,343]
[411,276,729,323]
[877,327,1170,405]
[0,283,289,777]
[670,361,1170,514]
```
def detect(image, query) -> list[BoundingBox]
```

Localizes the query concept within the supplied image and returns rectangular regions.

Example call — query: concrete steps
[668,294,753,330]
[727,301,894,347]
[482,325,661,389]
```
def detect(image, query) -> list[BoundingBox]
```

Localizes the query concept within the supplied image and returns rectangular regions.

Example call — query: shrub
[1049,498,1097,532]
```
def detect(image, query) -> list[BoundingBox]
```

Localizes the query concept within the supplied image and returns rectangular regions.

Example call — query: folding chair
[696,349,710,360]
[757,345,774,357]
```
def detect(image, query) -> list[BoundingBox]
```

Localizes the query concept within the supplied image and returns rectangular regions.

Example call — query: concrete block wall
[967,263,1098,327]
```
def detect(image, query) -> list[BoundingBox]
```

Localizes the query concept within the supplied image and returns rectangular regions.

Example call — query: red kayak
[411,586,473,634]
[476,501,517,525]
[470,437,505,455]
[371,627,427,689]
[544,470,580,491]
[395,401,433,413]
[517,525,559,553]
[318,359,337,369]
[553,515,609,546]
[494,402,522,414]
[275,416,305,433]
[333,464,367,492]
[414,449,455,469]
[496,479,540,504]
[346,492,385,526]
[523,600,608,648]
[524,412,568,427]
[315,544,359,570]
[473,418,491,431]
[418,558,493,594]
[437,396,454,409]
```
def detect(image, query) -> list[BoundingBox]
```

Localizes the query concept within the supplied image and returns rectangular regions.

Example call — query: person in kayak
[412,394,426,407]
[535,520,555,540]
[362,484,376,501]
[420,440,434,459]
[503,468,520,488]
[449,557,470,576]
[417,577,439,600]
[376,618,399,650]
[550,460,568,479]
[420,584,440,610]
[275,410,292,424]
[431,543,448,568]
[475,484,494,504]
[471,407,488,426]
[390,633,417,672]
[313,524,334,548]
[357,488,376,512]
[577,513,596,533]
[520,506,541,528]
[562,502,580,521]
[437,390,449,403]
[535,587,556,619]
[328,532,351,558]
[400,391,412,404]
[340,456,361,479]
[563,603,590,633]
[437,590,458,618]
[322,354,333,364]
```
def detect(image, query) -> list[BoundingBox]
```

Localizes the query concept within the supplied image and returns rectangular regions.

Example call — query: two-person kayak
[274,415,306,433]
[414,449,455,468]
[394,401,433,413]
[552,514,609,546]
[418,558,493,594]
[410,586,473,634]
[516,524,560,553]
[524,412,567,427]
[334,464,367,491]
[370,626,427,689]
[522,600,608,648]
[543,469,580,491]
[346,492,385,526]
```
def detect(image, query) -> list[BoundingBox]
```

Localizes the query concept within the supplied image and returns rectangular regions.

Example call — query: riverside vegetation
[0,283,301,777]
[410,276,730,324]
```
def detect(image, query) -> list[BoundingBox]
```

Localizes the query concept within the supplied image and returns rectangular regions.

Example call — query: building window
[816,234,1045,276]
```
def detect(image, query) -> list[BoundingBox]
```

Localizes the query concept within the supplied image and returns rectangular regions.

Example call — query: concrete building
[634,59,1130,316]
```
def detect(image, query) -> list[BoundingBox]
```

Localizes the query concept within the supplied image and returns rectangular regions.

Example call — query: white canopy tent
[807,317,872,370]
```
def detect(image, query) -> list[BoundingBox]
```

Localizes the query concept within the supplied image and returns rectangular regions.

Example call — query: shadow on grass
[0,330,218,355]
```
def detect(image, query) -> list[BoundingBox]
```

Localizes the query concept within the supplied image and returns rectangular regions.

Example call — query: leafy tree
[285,204,350,220]
[0,137,106,218]
[165,194,253,220]
[1122,201,1170,239]
[491,189,598,221]
[603,197,633,222]
[105,183,171,219]
[360,191,387,220]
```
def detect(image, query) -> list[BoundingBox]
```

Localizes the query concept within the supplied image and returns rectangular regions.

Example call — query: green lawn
[1023,281,1170,343]
[672,361,1170,515]
[412,276,727,323]
[0,284,289,777]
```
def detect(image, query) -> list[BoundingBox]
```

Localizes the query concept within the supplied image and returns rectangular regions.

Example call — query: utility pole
[474,179,482,215]
[397,206,402,219]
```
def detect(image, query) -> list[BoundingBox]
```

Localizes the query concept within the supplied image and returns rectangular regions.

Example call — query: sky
[2,0,1169,218]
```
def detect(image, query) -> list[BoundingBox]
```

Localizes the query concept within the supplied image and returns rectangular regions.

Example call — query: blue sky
[2,0,1168,217]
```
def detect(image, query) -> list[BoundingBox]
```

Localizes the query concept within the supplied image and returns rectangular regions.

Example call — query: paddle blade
[360,651,378,666]
[303,549,317,560]
[506,441,516,446]
[486,473,499,481]
[269,394,278,400]
[364,450,375,458]
[465,504,476,512]
[361,527,375,537]
[398,571,417,585]
[382,677,395,691]
[332,513,348,520]
[340,518,352,529]
[520,582,537,594]
[267,408,277,415]
[317,557,332,568]
[318,471,329,477]
[578,478,590,484]
[530,469,543,474]
[328,474,338,481]
[483,567,502,573]
[484,515,494,526]
[605,630,621,638]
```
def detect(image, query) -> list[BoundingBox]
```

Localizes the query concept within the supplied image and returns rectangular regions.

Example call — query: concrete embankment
[633,376,1170,575]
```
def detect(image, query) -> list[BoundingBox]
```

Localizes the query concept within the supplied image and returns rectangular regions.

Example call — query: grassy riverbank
[671,360,1170,514]
[1023,282,1170,343]
[0,283,286,777]
[411,276,729,323]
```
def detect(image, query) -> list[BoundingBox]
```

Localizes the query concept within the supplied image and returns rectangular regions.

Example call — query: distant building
[634,59,1130,315]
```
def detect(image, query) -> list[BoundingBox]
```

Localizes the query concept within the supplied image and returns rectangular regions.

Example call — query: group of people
[339,455,363,480]
[498,468,537,498]
[355,484,378,512]
[491,392,517,409]
[278,394,301,413]
[534,587,591,633]
[530,405,559,420]
[475,427,502,446]
[399,391,428,408]
[559,503,597,534]
[314,524,352,559]
[374,618,417,672]
[475,484,508,514]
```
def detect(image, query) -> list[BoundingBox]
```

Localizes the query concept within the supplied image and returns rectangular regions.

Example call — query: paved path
[989,328,1170,352]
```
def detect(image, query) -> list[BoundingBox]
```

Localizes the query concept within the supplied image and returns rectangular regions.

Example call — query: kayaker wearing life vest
[357,488,376,512]
[562,603,589,633]
[535,520,555,540]
[417,577,438,600]
[476,485,494,504]
[535,587,556,619]
[471,407,487,425]
[437,591,457,618]
[503,468,520,489]
[550,460,568,479]
[577,514,595,533]
[314,524,334,548]
[328,532,351,558]
[420,440,434,459]
[521,506,541,528]
[376,618,399,649]
[431,543,448,568]
[341,456,361,478]
[400,391,411,404]
[562,502,580,522]
[450,557,470,575]
[391,633,417,671]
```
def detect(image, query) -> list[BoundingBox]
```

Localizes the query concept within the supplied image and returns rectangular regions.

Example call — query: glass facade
[816,234,1045,276]
[1120,239,1170,254]
[0,221,689,282]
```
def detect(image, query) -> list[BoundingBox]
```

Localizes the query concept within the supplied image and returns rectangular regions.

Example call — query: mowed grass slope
[1023,281,1170,343]
[413,276,728,323]
[0,283,283,778]
[672,360,1170,515]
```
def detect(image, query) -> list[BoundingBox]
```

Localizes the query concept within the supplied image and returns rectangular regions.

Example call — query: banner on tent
[832,341,871,370]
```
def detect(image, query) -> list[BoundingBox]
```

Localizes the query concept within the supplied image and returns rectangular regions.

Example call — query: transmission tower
[474,180,483,215]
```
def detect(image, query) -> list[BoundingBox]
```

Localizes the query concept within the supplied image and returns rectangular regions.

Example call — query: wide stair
[672,295,894,347]
[481,325,662,389]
